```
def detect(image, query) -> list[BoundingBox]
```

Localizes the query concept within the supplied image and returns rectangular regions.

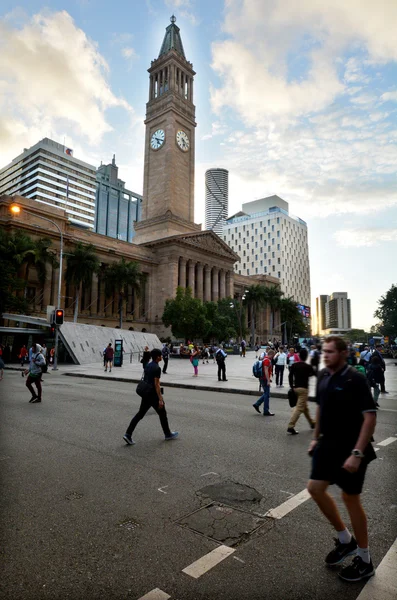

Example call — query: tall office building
[223,195,311,307]
[95,156,142,243]
[0,138,96,228]
[205,168,228,236]
[325,292,352,334]
[315,294,329,335]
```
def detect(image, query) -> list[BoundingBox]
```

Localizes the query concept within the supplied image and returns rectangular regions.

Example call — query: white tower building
[223,195,311,308]
[205,168,229,236]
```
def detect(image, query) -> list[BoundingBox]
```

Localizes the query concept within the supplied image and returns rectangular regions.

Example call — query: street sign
[114,339,123,367]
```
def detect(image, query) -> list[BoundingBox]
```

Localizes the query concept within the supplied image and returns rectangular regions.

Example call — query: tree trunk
[270,309,274,337]
[73,288,80,323]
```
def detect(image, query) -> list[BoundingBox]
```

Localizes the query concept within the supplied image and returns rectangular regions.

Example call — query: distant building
[315,294,329,336]
[223,195,311,307]
[205,168,228,236]
[0,138,96,228]
[324,292,352,335]
[95,156,142,243]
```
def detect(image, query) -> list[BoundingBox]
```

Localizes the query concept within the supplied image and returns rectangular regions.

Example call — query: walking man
[215,347,228,381]
[241,339,246,358]
[19,345,28,366]
[104,343,114,372]
[372,344,388,393]
[161,343,169,374]
[25,343,46,403]
[307,336,377,582]
[253,349,275,416]
[123,349,178,444]
[274,346,287,387]
[287,348,316,434]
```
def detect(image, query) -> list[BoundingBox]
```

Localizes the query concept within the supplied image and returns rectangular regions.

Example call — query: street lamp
[10,203,64,370]
[230,289,248,342]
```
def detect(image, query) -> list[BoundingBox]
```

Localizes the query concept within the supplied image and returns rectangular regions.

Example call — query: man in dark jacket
[287,348,316,434]
[372,345,388,393]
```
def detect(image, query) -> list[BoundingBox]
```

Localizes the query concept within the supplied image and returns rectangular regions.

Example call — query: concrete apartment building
[315,292,352,336]
[315,294,329,336]
[205,168,229,236]
[0,138,96,229]
[223,195,311,307]
[95,156,142,243]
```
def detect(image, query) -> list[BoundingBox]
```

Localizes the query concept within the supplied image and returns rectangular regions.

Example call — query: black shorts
[310,443,369,495]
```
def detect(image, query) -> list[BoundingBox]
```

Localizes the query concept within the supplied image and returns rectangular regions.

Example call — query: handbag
[288,388,298,408]
[136,378,153,397]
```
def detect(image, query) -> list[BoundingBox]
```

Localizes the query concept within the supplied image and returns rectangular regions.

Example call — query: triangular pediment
[143,229,240,263]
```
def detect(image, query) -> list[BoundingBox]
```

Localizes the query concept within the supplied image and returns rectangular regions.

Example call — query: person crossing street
[253,349,275,416]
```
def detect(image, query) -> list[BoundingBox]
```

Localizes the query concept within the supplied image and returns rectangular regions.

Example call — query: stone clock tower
[134,16,201,244]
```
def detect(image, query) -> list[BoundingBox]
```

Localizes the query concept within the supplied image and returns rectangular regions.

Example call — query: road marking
[265,489,311,520]
[377,436,397,447]
[233,556,245,563]
[374,447,380,451]
[355,537,397,600]
[200,472,219,477]
[280,490,294,498]
[182,545,235,578]
[157,486,169,494]
[137,588,171,600]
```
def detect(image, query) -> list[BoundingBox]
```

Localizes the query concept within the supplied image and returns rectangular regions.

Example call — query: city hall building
[0,17,279,340]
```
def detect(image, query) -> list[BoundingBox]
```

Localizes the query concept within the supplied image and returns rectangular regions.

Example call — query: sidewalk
[5,356,396,400]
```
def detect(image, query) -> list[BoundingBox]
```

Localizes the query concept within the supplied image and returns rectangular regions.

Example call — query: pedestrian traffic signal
[50,325,55,337]
[55,309,64,325]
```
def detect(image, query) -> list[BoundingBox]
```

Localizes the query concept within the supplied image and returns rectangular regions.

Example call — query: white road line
[182,545,235,579]
[157,486,168,494]
[137,588,171,600]
[355,537,397,600]
[265,489,311,520]
[377,436,397,447]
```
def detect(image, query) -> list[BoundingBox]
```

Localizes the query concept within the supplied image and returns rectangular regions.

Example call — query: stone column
[42,263,52,308]
[59,260,67,309]
[212,267,219,302]
[204,265,211,302]
[134,289,141,320]
[98,274,105,316]
[90,272,99,316]
[188,260,195,296]
[196,263,204,301]
[225,271,232,298]
[179,257,187,287]
[219,270,226,299]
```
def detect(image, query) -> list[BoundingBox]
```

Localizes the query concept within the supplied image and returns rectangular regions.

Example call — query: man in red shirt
[253,350,275,416]
[104,343,114,372]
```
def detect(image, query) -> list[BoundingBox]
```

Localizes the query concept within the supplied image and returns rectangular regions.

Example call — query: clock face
[176,130,190,152]
[150,129,165,150]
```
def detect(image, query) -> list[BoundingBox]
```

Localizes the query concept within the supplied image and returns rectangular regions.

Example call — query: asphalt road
[1,370,396,600]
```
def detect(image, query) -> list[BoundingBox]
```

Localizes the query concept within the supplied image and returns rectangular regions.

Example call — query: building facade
[0,138,96,229]
[223,195,311,307]
[324,292,352,335]
[315,294,329,336]
[205,168,229,236]
[95,156,142,243]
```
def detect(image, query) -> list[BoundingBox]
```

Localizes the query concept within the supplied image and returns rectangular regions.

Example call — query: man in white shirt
[360,347,372,368]
[274,346,287,387]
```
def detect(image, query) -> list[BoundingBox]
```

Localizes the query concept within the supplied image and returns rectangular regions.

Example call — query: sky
[0,0,396,331]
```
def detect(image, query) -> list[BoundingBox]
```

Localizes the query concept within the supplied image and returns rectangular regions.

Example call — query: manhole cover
[118,519,140,531]
[199,481,263,506]
[176,502,267,546]
[65,492,83,501]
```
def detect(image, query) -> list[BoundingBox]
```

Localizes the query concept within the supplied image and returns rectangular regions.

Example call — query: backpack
[252,360,263,378]
[41,362,48,374]
[354,364,366,375]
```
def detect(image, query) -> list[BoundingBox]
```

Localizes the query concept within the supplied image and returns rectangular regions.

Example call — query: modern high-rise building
[324,292,352,334]
[0,138,96,228]
[95,156,142,243]
[205,168,228,236]
[315,294,329,335]
[223,195,311,307]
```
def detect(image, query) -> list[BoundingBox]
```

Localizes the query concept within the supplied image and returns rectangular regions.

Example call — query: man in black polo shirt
[307,336,377,583]
[123,349,178,444]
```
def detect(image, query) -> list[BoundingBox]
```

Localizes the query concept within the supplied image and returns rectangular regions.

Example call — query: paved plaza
[0,360,396,599]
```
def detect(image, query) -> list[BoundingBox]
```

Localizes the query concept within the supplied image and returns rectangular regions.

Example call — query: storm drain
[176,502,268,547]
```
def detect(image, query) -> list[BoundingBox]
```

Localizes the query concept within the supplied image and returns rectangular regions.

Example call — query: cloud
[334,228,397,247]
[164,0,199,25]
[0,9,133,163]
[381,90,397,102]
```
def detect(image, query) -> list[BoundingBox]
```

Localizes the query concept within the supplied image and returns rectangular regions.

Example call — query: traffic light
[55,309,64,325]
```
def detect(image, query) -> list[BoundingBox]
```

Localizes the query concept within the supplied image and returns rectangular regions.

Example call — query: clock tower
[134,16,201,244]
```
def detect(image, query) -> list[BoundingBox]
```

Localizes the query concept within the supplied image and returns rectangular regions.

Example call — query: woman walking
[191,344,200,377]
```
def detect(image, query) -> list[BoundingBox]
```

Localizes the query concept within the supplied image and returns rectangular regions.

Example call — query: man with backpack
[24,343,46,403]
[215,347,228,381]
[252,349,275,416]
[104,343,114,372]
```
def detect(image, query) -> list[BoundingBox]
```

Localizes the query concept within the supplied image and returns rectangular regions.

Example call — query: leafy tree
[23,238,59,306]
[65,242,100,323]
[264,285,284,336]
[162,287,210,341]
[344,329,368,343]
[374,284,397,337]
[243,285,268,345]
[0,229,32,315]
[104,257,142,329]
[279,297,306,343]
[204,298,240,342]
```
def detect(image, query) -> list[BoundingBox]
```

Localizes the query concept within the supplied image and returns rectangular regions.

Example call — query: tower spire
[158,15,186,59]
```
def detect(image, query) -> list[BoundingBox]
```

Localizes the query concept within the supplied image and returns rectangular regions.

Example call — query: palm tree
[244,285,268,346]
[23,238,59,306]
[65,242,100,322]
[103,258,142,329]
[279,296,306,344]
[264,285,284,338]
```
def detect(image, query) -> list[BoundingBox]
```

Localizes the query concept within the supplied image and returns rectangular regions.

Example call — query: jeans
[275,365,285,386]
[126,393,171,437]
[162,357,168,373]
[254,381,270,413]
